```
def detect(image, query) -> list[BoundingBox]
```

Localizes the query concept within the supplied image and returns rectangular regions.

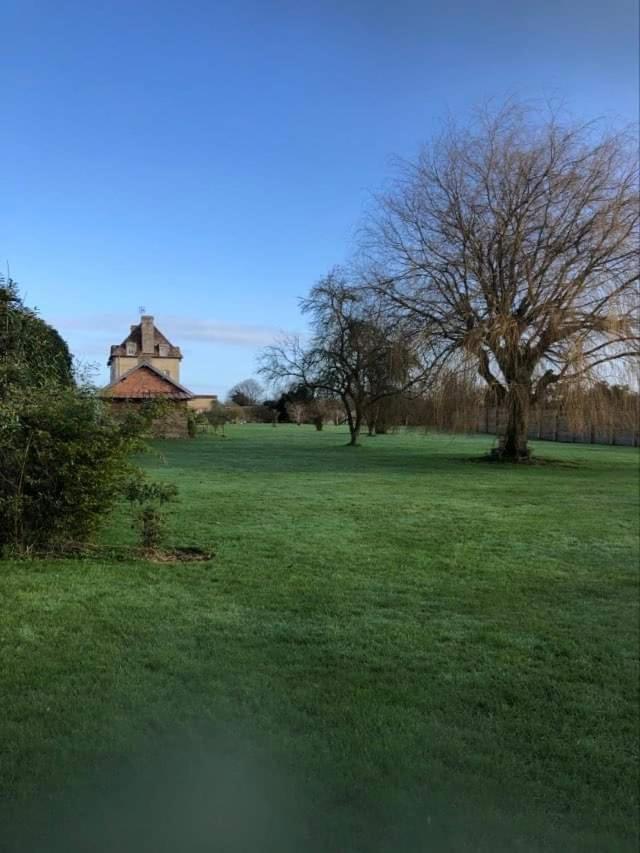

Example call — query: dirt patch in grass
[464,453,584,468]
[22,543,215,563]
[142,546,214,563]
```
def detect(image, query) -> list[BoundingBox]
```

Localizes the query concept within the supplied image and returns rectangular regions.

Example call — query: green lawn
[1,426,638,852]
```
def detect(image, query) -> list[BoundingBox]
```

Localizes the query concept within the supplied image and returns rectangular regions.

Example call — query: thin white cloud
[50,313,130,332]
[165,317,284,347]
[50,313,291,348]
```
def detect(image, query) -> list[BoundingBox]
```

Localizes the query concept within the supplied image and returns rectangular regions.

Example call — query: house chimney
[141,315,154,354]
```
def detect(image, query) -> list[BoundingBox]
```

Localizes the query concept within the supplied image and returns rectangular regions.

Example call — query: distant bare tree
[305,398,337,430]
[364,103,639,459]
[226,378,264,407]
[260,271,433,445]
[322,398,345,426]
[285,400,306,425]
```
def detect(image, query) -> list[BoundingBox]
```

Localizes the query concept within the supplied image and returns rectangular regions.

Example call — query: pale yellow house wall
[110,356,138,381]
[146,357,181,381]
[111,356,181,382]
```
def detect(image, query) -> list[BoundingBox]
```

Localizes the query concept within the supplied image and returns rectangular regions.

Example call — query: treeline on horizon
[214,374,640,444]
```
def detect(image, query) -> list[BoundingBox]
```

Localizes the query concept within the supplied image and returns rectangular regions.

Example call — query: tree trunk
[342,397,359,446]
[366,404,378,436]
[347,407,362,446]
[498,385,531,460]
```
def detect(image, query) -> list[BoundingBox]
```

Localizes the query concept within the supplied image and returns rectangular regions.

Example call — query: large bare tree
[363,104,639,459]
[260,271,433,445]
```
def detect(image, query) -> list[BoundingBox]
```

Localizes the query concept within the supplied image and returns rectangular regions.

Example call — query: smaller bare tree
[319,398,346,426]
[285,400,307,425]
[260,271,433,445]
[226,378,264,407]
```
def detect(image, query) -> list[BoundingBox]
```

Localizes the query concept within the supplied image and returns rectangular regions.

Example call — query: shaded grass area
[1,426,638,851]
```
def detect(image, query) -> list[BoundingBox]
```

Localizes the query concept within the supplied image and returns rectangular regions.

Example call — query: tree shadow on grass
[147,432,613,478]
[168,441,496,477]
[463,454,585,469]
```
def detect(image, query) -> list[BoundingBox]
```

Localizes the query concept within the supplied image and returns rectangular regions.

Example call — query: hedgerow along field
[1,426,638,852]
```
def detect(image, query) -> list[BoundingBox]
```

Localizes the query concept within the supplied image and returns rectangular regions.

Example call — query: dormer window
[126,342,137,356]
[159,344,169,357]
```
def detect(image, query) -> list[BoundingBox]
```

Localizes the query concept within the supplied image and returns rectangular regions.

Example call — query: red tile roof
[99,364,193,400]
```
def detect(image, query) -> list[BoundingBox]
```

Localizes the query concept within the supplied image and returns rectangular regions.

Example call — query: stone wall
[106,399,190,439]
[150,403,190,439]
[187,395,218,413]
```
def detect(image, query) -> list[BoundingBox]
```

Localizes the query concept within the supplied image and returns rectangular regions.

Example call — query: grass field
[1,426,638,852]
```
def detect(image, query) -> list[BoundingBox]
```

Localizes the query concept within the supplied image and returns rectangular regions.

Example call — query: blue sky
[2,0,638,396]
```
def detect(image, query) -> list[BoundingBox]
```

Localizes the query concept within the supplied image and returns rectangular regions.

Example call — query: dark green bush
[0,277,73,391]
[0,279,165,553]
[205,401,230,435]
[0,384,155,552]
[187,410,198,438]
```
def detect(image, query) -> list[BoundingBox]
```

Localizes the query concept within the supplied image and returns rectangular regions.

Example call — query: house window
[126,342,137,356]
[159,344,169,357]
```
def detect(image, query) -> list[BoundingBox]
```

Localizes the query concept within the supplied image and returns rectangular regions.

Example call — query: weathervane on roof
[138,305,146,316]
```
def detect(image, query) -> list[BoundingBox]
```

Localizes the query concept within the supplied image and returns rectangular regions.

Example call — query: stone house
[99,315,217,437]
[108,315,183,383]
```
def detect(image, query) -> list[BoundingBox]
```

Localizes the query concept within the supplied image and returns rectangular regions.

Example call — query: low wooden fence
[477,407,639,447]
